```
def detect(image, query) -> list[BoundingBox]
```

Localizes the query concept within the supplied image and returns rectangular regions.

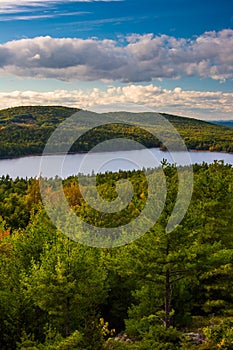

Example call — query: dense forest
[0,162,232,349]
[0,106,233,158]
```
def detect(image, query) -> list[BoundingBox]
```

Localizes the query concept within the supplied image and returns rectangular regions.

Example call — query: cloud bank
[0,30,232,82]
[1,84,232,120]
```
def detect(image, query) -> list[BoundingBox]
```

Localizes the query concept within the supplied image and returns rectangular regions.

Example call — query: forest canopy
[0,162,232,349]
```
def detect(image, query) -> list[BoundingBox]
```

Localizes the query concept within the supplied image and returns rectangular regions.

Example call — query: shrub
[203,318,233,350]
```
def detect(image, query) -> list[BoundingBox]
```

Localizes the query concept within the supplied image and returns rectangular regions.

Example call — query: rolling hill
[0,105,232,158]
[209,120,233,128]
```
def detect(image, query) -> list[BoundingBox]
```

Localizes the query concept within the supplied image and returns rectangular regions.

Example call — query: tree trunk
[165,269,171,329]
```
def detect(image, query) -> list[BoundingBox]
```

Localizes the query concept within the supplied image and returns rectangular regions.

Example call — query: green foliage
[104,339,141,349]
[179,318,233,350]
[0,106,79,158]
[81,316,105,350]
[0,176,29,230]
[41,329,83,350]
[0,106,232,158]
[17,331,39,350]
[17,329,83,350]
[203,319,233,349]
[21,232,108,336]
[0,163,232,349]
[105,326,181,350]
[138,325,181,350]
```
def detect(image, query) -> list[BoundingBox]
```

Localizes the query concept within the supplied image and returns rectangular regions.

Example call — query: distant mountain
[209,120,233,128]
[0,106,232,158]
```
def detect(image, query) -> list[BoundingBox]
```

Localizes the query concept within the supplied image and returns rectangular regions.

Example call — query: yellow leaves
[217,338,225,348]
[63,181,81,207]
[140,192,145,200]
[99,317,115,337]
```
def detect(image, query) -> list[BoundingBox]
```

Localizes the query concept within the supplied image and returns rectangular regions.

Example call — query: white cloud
[0,84,232,120]
[0,30,232,82]
[0,0,120,13]
[0,11,89,21]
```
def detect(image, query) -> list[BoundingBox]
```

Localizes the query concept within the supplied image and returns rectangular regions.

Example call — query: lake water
[0,149,232,179]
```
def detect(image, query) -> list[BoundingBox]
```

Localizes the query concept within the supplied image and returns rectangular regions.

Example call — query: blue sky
[0,0,233,119]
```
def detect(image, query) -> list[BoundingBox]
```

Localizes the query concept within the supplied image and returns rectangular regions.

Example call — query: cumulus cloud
[0,30,232,82]
[0,84,232,120]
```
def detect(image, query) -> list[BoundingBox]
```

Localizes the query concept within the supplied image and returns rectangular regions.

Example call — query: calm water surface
[0,149,232,179]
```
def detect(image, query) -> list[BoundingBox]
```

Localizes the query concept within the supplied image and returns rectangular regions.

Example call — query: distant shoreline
[1,147,232,161]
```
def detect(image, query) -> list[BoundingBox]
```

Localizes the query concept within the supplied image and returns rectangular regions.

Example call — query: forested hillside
[0,162,232,349]
[210,120,233,128]
[0,106,232,158]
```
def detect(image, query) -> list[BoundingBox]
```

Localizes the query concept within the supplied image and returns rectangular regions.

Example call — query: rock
[111,333,132,343]
[185,332,205,345]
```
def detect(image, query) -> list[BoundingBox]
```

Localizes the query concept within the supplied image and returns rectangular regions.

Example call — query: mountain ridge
[209,120,233,128]
[0,105,232,158]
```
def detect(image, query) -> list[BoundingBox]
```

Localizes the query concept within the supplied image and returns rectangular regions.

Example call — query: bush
[104,339,139,349]
[139,325,181,350]
[180,318,233,350]
[19,329,83,350]
[16,331,39,350]
[125,313,164,338]
[203,318,233,350]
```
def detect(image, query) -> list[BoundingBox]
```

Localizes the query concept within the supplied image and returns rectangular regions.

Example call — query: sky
[0,0,233,120]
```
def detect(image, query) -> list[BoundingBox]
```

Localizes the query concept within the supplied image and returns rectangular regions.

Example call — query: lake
[0,148,232,179]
